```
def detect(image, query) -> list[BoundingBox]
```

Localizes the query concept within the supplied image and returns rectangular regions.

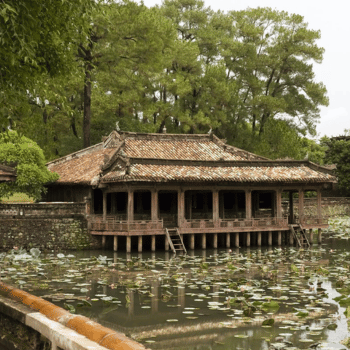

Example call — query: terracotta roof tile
[101,164,335,184]
[48,147,115,185]
[124,139,251,161]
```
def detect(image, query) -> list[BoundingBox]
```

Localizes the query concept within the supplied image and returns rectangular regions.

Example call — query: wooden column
[201,233,206,249]
[317,189,322,222]
[213,233,218,249]
[289,191,294,224]
[318,228,322,244]
[102,235,106,249]
[309,229,314,245]
[190,234,195,250]
[151,235,156,251]
[138,236,142,252]
[151,190,158,221]
[226,232,230,248]
[268,231,272,246]
[178,190,185,227]
[111,193,116,214]
[257,232,261,246]
[276,189,282,218]
[128,190,134,222]
[289,227,294,245]
[103,191,107,221]
[113,236,118,251]
[298,189,304,224]
[245,190,252,219]
[235,233,239,248]
[126,236,131,253]
[246,232,250,247]
[165,236,169,251]
[277,231,282,246]
[213,190,219,223]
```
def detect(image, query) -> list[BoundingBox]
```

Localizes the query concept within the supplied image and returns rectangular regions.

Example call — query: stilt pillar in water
[318,228,322,244]
[126,236,131,253]
[190,234,195,250]
[113,236,118,251]
[309,229,314,245]
[151,235,156,251]
[226,232,230,248]
[277,231,282,246]
[268,231,272,246]
[289,229,294,245]
[257,232,261,246]
[213,233,218,249]
[235,233,239,248]
[102,235,106,249]
[138,236,142,253]
[201,233,206,249]
[246,232,250,247]
[165,236,169,251]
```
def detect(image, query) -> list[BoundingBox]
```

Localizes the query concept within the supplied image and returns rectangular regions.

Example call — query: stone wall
[0,203,101,252]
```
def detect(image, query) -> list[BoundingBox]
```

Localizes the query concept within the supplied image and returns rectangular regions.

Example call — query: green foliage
[0,131,58,200]
[0,0,328,162]
[323,135,350,196]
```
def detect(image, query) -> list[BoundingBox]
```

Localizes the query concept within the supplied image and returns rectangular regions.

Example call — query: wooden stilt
[309,229,314,245]
[277,231,282,246]
[235,232,239,248]
[190,234,195,250]
[318,228,322,244]
[102,235,106,249]
[289,229,294,245]
[246,232,250,247]
[138,236,142,252]
[113,236,118,251]
[213,233,218,249]
[165,235,169,251]
[201,233,206,249]
[126,236,131,253]
[151,235,156,251]
[268,231,272,246]
[226,232,230,248]
[257,232,261,246]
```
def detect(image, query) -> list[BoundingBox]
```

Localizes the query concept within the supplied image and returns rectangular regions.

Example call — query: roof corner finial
[116,121,120,131]
[162,125,167,134]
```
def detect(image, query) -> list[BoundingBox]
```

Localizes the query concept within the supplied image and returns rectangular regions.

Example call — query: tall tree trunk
[83,61,92,148]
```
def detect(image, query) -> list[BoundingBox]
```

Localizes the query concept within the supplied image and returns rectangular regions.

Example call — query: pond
[1,221,350,350]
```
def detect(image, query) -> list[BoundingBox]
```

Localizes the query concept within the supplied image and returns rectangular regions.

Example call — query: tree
[0,131,58,200]
[323,133,350,196]
[215,8,328,150]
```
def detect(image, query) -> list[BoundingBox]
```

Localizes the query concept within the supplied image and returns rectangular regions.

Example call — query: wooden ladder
[290,225,310,248]
[165,228,187,254]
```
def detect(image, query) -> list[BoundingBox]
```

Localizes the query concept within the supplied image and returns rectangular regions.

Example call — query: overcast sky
[142,0,349,139]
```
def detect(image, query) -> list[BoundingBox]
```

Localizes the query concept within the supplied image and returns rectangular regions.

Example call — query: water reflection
[6,237,350,349]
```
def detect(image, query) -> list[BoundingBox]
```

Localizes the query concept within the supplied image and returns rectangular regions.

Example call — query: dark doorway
[219,191,246,219]
[159,191,178,227]
[185,191,213,220]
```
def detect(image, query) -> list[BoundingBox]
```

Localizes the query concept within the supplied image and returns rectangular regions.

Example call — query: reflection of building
[45,130,336,251]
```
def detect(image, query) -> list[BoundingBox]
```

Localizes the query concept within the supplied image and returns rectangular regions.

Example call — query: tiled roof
[48,147,115,185]
[124,139,254,161]
[101,163,335,184]
[46,131,336,186]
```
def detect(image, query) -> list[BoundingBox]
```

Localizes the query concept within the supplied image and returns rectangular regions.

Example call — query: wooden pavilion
[45,130,336,252]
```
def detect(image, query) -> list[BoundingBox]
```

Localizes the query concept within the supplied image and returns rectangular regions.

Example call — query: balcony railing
[89,215,163,232]
[89,214,325,233]
[182,217,289,230]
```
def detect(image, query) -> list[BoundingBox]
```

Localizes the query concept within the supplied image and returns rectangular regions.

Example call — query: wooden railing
[182,217,289,230]
[89,215,163,232]
[89,214,326,233]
